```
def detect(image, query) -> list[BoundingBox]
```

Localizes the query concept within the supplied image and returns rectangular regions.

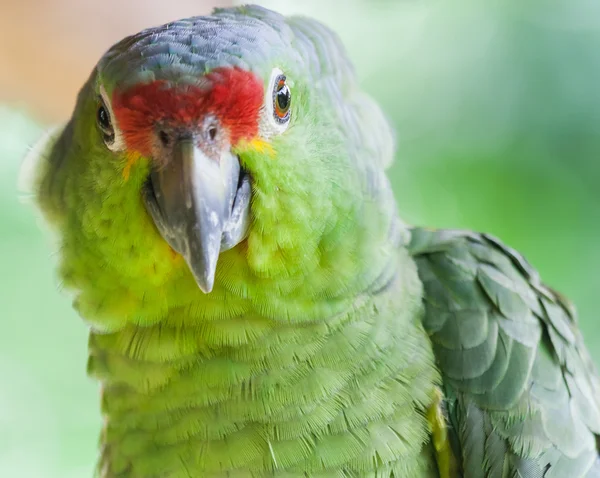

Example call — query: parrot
[24,4,600,477]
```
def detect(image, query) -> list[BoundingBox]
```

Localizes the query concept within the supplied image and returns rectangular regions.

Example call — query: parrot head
[28,5,399,325]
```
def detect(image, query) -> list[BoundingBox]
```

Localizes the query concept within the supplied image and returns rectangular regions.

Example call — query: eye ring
[259,68,292,138]
[96,100,115,144]
[272,74,291,124]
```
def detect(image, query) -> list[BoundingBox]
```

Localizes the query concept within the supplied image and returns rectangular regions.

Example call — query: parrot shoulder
[408,227,600,477]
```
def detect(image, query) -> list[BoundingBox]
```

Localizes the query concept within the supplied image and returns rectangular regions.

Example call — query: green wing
[409,228,600,478]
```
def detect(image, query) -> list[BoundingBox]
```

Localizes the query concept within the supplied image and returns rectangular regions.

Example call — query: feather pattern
[410,228,600,478]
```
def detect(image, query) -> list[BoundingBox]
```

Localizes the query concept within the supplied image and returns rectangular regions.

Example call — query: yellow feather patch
[427,388,458,478]
[122,151,143,181]
[237,138,275,158]
[250,138,275,156]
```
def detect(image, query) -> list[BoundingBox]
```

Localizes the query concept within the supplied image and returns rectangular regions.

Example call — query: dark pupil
[276,85,290,111]
[97,105,111,131]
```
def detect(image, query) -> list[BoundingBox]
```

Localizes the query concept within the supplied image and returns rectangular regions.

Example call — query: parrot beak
[143,136,251,293]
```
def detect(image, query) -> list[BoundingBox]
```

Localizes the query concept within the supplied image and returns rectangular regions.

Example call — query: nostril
[158,130,170,147]
[207,125,218,142]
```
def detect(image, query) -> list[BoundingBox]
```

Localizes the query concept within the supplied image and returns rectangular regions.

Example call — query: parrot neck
[91,248,440,476]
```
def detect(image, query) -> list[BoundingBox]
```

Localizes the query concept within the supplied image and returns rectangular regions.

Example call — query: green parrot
[25,4,600,477]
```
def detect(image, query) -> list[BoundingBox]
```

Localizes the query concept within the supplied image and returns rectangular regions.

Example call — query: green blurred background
[1,0,599,476]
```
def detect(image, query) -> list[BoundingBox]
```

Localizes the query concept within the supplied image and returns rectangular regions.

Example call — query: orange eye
[273,75,291,123]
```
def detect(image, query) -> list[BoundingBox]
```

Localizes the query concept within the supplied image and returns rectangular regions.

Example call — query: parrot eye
[273,75,291,123]
[260,68,292,138]
[97,101,115,144]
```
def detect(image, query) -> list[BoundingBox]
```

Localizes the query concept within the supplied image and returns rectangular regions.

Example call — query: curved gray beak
[143,138,250,293]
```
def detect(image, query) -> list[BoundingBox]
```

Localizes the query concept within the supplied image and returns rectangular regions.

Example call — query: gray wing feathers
[409,228,600,478]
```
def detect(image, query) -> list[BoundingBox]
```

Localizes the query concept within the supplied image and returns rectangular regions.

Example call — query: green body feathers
[92,247,439,476]
[29,4,600,478]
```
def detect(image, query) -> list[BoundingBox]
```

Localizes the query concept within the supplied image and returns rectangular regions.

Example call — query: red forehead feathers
[112,67,264,155]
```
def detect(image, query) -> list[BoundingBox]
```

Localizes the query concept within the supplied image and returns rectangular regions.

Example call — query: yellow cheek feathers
[237,137,275,158]
[250,138,275,157]
[123,137,274,182]
[122,151,144,181]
